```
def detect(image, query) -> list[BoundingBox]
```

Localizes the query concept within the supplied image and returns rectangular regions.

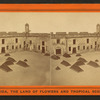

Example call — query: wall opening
[12,45,14,49]
[2,39,5,44]
[1,47,5,53]
[38,45,40,50]
[56,49,61,54]
[42,47,45,53]
[72,47,76,53]
[42,41,45,45]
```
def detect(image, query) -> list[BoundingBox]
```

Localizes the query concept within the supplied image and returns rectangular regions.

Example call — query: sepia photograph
[0,12,50,86]
[1,12,100,86]
[50,12,100,85]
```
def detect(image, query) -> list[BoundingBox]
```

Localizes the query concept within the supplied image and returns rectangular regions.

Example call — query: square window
[87,39,89,43]
[38,45,40,50]
[57,39,60,44]
[83,46,85,50]
[87,46,89,49]
[95,41,97,45]
[78,46,80,50]
[69,47,71,51]
[91,45,92,49]
[20,45,21,48]
[16,38,18,43]
[6,46,9,50]
[16,46,18,49]
[42,41,45,45]
[24,41,26,45]
[30,40,32,44]
[2,39,5,44]
[12,45,14,49]
[73,39,76,44]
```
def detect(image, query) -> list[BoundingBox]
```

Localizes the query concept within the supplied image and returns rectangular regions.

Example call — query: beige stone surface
[0,51,50,86]
[51,51,100,85]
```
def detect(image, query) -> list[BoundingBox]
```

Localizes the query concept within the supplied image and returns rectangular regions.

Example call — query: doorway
[1,47,5,53]
[42,47,45,53]
[72,47,76,53]
[56,49,61,54]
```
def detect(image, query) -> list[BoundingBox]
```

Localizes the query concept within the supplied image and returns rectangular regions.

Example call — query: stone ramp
[51,55,60,60]
[70,65,84,72]
[76,53,81,57]
[61,60,71,67]
[74,60,85,66]
[24,59,28,62]
[55,66,61,70]
[44,53,50,56]
[6,57,16,62]
[95,59,99,62]
[63,53,71,58]
[88,61,100,68]
[0,64,12,72]
[3,60,14,66]
[78,57,87,63]
[5,53,10,56]
[16,60,29,67]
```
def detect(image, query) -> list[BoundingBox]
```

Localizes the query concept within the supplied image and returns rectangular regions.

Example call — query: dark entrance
[23,41,26,50]
[42,47,45,53]
[56,49,61,54]
[72,47,76,53]
[1,47,5,53]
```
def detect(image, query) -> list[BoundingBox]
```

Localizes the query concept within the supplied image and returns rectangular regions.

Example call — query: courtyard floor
[2,50,100,86]
[51,51,100,85]
[0,51,50,86]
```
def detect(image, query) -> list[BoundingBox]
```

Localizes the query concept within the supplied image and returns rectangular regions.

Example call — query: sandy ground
[51,51,100,85]
[0,51,50,86]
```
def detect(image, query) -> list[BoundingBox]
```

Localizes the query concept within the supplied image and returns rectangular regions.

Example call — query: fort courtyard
[51,51,100,85]
[0,51,50,85]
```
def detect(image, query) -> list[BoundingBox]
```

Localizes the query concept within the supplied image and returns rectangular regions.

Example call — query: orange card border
[0,4,100,12]
[0,4,99,96]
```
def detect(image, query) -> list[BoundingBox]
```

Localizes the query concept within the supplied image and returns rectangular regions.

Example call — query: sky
[0,12,100,33]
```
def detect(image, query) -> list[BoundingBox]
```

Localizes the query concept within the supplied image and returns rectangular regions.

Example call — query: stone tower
[25,23,29,36]
[25,23,29,50]
[96,24,100,33]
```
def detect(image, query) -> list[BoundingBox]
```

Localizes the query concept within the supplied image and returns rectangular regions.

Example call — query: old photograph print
[50,13,100,85]
[0,12,100,86]
[0,13,50,85]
